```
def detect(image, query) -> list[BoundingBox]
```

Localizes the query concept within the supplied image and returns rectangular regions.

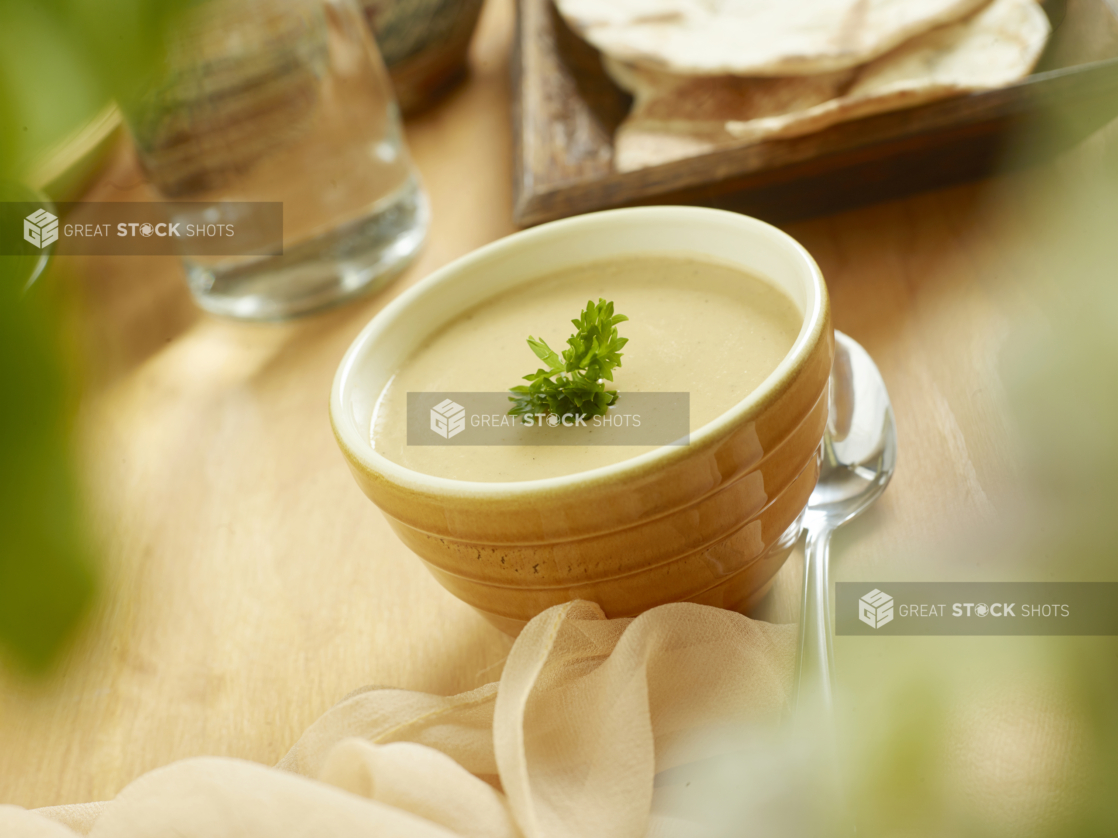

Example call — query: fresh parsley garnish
[508,298,628,418]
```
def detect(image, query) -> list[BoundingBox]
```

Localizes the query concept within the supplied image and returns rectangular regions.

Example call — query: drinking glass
[126,0,428,320]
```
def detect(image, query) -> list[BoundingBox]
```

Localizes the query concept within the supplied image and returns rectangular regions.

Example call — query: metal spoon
[793,329,897,722]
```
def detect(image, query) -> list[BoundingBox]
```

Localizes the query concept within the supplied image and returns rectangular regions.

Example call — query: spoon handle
[794,523,836,722]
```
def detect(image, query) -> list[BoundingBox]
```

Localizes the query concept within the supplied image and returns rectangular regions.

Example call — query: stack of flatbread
[552,0,1051,171]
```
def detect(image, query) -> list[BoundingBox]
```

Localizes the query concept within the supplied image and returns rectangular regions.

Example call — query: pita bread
[609,0,1050,172]
[555,0,993,77]
[605,59,855,125]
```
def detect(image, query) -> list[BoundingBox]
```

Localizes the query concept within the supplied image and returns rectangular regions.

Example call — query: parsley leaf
[508,298,629,419]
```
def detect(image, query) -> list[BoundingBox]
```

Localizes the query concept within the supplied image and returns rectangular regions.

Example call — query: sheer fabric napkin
[0,600,795,838]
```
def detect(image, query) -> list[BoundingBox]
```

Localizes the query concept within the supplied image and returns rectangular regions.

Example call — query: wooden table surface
[0,0,1102,809]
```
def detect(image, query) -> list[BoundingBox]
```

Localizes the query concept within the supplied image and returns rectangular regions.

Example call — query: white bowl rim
[330,205,828,501]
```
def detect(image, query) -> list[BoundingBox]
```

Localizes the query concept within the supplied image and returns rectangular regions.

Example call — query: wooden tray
[512,0,1118,227]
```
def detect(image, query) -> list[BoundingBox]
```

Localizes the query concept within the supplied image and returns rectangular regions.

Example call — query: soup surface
[372,254,801,481]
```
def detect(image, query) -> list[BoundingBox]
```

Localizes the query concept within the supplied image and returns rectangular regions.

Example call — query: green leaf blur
[0,237,94,672]
[0,0,189,671]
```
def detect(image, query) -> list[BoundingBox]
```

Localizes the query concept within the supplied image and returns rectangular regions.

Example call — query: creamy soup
[372,255,801,481]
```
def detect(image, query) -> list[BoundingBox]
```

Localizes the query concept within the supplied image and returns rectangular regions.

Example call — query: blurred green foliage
[838,112,1118,837]
[0,0,190,671]
[0,0,190,182]
[0,207,94,673]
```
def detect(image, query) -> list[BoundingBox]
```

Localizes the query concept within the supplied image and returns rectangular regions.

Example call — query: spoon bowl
[805,335,897,526]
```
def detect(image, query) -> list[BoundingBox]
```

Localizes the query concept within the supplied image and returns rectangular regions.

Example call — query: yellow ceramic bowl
[331,207,833,633]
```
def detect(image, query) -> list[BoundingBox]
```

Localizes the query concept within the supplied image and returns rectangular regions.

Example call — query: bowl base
[471,525,801,637]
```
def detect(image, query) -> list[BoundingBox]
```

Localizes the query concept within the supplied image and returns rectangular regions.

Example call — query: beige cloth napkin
[0,600,795,838]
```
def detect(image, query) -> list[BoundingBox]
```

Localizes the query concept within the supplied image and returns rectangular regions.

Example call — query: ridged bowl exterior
[340,323,831,631]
